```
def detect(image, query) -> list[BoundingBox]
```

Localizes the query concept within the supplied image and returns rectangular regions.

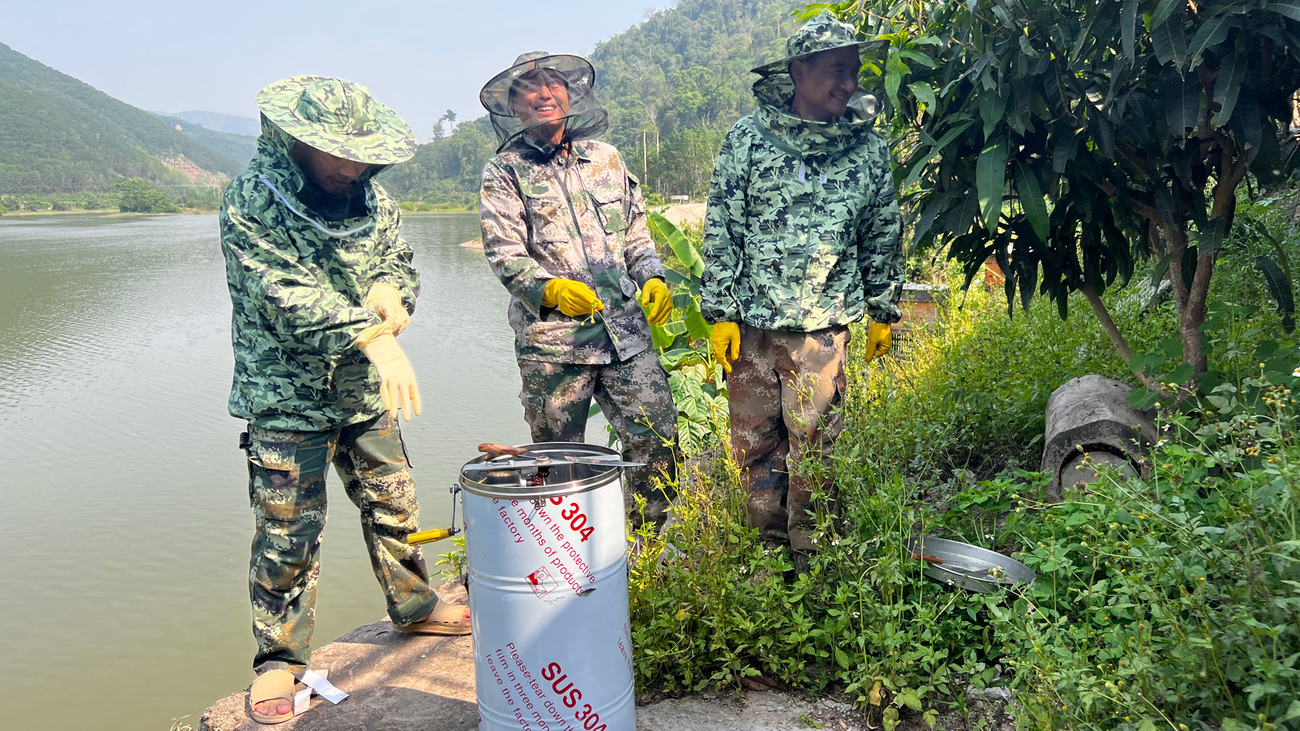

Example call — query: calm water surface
[0,213,591,729]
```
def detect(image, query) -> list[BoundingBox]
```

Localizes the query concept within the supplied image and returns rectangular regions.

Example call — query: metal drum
[461,442,635,731]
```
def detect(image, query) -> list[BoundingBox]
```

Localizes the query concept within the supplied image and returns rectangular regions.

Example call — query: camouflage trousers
[242,413,437,673]
[518,347,678,528]
[728,323,850,551]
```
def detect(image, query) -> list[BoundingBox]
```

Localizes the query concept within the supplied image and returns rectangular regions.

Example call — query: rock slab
[198,620,479,731]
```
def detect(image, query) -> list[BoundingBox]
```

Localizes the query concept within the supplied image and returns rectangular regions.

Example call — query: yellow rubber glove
[639,278,672,325]
[865,321,893,362]
[359,332,422,421]
[364,282,410,335]
[542,278,604,317]
[710,321,741,373]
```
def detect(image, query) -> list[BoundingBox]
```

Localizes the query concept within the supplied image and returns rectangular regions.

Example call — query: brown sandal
[396,602,472,635]
[249,668,296,724]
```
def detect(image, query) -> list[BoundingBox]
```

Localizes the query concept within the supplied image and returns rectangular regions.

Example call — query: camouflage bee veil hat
[256,76,416,166]
[479,51,608,152]
[750,11,887,76]
[750,12,888,125]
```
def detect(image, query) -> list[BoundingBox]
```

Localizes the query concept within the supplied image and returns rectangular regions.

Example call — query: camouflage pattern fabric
[517,348,678,528]
[750,10,887,76]
[220,116,419,432]
[700,43,904,332]
[480,138,665,364]
[245,414,437,673]
[256,76,416,165]
[728,323,849,551]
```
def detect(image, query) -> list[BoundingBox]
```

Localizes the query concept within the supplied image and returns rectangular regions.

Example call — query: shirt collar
[518,134,593,162]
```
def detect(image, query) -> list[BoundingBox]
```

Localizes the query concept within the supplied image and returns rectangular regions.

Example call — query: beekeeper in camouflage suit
[220,76,469,724]
[478,52,678,528]
[701,13,904,559]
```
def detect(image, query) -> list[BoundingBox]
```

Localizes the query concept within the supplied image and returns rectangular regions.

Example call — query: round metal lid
[459,442,624,500]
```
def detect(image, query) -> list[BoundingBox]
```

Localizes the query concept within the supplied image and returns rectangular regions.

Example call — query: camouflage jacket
[219,118,419,432]
[479,137,664,364]
[701,74,904,331]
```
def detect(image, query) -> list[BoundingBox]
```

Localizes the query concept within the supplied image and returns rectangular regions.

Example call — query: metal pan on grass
[905,536,1036,593]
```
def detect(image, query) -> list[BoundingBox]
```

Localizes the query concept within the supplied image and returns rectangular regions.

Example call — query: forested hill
[592,0,799,186]
[0,42,243,194]
[154,113,258,168]
[380,0,799,205]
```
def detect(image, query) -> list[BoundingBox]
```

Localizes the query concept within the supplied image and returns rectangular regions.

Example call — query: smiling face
[289,141,369,197]
[508,69,571,145]
[789,45,861,123]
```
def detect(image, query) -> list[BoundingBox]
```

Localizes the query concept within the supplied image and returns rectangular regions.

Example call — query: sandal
[396,602,472,635]
[249,668,296,724]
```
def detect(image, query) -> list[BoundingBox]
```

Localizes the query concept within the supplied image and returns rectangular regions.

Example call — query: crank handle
[407,527,460,546]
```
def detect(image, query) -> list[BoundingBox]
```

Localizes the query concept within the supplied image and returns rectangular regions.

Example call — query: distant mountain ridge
[0,42,243,194]
[153,113,258,168]
[170,110,261,137]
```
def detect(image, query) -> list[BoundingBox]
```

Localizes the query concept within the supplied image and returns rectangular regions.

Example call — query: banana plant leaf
[647,211,705,277]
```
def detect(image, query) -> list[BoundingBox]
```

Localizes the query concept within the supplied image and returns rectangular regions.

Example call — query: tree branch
[1080,283,1160,391]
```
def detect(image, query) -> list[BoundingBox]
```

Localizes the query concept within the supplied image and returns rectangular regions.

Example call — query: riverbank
[198,581,1000,731]
[650,202,705,228]
[399,202,475,214]
[198,579,1015,731]
[0,208,219,216]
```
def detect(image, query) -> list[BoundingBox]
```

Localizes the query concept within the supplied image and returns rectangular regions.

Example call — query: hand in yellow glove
[710,321,741,373]
[542,278,605,317]
[639,278,672,325]
[865,321,893,362]
[359,332,422,421]
[365,282,410,335]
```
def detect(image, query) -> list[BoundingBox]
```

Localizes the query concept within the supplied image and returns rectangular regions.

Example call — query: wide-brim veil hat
[750,11,888,76]
[480,51,608,152]
[256,76,416,166]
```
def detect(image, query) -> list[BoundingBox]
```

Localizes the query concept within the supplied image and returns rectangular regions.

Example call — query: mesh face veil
[480,52,608,152]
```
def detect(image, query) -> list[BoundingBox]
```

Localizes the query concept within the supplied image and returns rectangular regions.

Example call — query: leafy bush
[629,232,1300,729]
[848,270,1174,481]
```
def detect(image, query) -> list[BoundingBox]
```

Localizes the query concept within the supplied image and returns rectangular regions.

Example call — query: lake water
[0,212,597,729]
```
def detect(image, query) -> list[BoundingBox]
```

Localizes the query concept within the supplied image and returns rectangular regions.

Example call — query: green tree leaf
[1153,17,1188,67]
[1163,69,1200,136]
[901,119,975,187]
[980,93,1007,140]
[977,139,1008,233]
[1267,0,1300,22]
[1151,0,1184,30]
[1211,50,1246,127]
[1121,0,1138,61]
[1014,161,1050,242]
[908,81,937,110]
[1187,12,1235,69]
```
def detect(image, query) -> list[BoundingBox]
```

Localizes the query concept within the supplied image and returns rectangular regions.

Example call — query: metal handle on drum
[405,484,463,546]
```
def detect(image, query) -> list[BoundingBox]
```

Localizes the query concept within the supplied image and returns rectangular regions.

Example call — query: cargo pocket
[523,191,570,243]
[247,438,302,518]
[377,413,414,470]
[619,275,638,299]
[591,186,629,234]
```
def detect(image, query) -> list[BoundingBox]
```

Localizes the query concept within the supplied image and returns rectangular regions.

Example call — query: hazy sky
[3,0,674,141]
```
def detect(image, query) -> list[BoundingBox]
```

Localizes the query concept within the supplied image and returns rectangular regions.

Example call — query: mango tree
[811,0,1300,391]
